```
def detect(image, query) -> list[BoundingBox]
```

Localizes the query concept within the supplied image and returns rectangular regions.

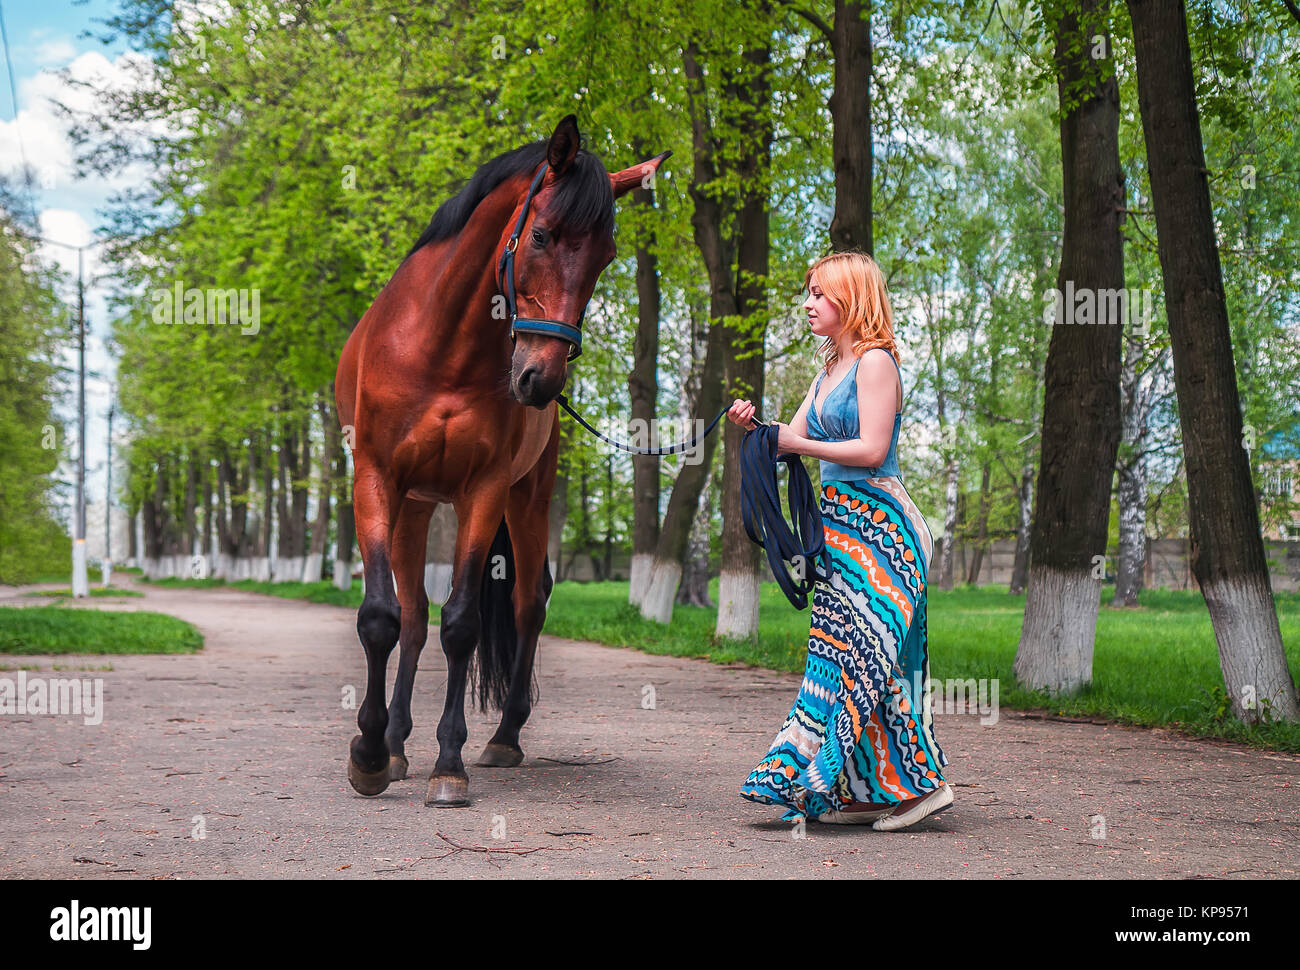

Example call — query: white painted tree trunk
[424,562,453,606]
[1009,463,1034,594]
[640,558,683,624]
[332,559,351,591]
[1013,563,1101,693]
[628,552,654,607]
[1114,330,1149,606]
[1114,456,1147,605]
[716,569,759,639]
[1202,574,1300,722]
[939,456,959,590]
[302,553,323,584]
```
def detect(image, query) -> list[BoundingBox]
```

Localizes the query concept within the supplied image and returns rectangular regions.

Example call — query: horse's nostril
[519,366,537,395]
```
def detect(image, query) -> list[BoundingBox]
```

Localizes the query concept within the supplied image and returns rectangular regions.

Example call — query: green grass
[0,606,203,655]
[23,587,144,598]
[147,576,363,607]
[140,574,1300,751]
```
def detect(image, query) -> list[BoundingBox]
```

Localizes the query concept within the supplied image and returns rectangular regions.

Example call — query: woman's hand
[726,398,760,429]
[775,422,802,454]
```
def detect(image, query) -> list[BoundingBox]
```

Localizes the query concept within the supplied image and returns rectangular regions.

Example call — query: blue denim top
[807,348,902,481]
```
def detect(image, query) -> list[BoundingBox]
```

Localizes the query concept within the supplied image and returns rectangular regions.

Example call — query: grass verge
[0,606,203,655]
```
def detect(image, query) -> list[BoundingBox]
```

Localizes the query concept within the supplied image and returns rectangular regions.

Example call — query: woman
[727,250,951,832]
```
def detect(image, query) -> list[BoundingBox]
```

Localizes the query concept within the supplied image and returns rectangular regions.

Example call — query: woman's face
[803,276,842,339]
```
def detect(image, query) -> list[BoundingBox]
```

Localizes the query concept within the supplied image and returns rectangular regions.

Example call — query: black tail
[472,517,518,711]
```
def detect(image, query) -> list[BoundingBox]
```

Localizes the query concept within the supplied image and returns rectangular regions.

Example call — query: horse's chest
[507,401,556,484]
[401,400,554,502]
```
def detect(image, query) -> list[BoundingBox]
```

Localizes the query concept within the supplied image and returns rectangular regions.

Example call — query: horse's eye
[531,228,547,247]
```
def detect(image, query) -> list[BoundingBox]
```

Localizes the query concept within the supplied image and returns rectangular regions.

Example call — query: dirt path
[1,577,1296,879]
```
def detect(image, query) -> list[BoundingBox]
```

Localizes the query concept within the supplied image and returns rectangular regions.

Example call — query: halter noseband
[495,160,586,361]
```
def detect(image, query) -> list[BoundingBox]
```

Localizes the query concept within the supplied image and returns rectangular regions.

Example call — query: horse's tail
[472,516,518,712]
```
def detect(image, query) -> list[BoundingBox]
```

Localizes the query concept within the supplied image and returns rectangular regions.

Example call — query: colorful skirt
[740,476,948,822]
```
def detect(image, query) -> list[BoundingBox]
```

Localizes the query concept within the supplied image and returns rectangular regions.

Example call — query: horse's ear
[609,149,673,200]
[547,114,581,176]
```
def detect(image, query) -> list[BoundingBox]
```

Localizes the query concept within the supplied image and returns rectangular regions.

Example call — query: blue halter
[495,160,586,361]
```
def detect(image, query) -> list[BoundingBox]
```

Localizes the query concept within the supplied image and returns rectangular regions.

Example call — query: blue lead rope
[739,424,831,610]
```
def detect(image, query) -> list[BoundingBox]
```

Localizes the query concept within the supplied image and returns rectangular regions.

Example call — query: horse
[335,114,670,806]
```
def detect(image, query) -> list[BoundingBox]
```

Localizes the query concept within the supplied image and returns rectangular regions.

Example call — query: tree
[1013,0,1126,694]
[1126,0,1298,721]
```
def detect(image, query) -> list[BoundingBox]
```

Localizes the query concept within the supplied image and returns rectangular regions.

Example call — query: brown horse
[335,115,669,806]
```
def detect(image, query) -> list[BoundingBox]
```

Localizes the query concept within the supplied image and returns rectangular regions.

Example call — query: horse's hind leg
[479,422,558,767]
[426,486,509,807]
[384,497,434,781]
[348,466,400,796]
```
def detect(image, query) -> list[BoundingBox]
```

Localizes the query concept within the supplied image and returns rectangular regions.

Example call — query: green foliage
[0,194,73,584]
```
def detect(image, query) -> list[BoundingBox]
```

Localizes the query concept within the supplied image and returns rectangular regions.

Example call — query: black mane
[404,139,616,260]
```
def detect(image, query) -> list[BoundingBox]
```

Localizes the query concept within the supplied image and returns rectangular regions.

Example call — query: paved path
[1,578,1296,878]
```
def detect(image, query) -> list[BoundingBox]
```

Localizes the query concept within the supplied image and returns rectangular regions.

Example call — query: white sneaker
[872,784,953,831]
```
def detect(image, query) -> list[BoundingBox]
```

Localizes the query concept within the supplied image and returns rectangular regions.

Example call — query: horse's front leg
[384,497,435,782]
[347,466,401,796]
[426,485,508,807]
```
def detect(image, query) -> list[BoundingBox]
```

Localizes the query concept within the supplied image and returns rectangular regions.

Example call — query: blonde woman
[727,250,952,831]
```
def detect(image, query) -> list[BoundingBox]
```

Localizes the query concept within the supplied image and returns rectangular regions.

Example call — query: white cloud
[33,38,78,67]
[0,49,156,204]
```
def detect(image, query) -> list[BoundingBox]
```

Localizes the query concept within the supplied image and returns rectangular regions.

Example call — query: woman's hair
[804,250,900,373]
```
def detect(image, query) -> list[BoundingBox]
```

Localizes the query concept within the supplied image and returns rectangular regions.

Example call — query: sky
[1,0,135,558]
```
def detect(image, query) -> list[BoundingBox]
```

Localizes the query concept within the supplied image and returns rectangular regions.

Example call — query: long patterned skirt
[740,476,948,822]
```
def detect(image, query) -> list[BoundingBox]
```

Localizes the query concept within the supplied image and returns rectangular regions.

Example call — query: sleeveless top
[807,348,902,481]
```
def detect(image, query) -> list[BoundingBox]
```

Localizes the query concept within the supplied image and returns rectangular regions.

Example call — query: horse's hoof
[476,743,524,767]
[389,753,409,781]
[425,773,471,807]
[348,758,391,797]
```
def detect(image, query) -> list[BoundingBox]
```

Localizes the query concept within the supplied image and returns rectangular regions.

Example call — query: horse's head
[505,114,670,408]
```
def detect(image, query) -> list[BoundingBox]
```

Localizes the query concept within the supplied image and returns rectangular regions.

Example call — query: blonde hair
[804,250,899,374]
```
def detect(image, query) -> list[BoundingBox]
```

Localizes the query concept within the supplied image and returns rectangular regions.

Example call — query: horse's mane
[404,139,616,261]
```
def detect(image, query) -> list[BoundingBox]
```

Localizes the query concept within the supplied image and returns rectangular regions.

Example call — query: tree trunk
[1113,328,1148,606]
[641,315,725,623]
[965,460,992,585]
[1013,0,1126,694]
[425,502,456,606]
[678,467,715,607]
[304,400,334,584]
[1127,0,1297,721]
[828,0,873,255]
[1009,460,1034,594]
[627,134,663,608]
[938,453,959,590]
[257,434,274,581]
[333,432,355,591]
[679,28,773,639]
[548,435,568,583]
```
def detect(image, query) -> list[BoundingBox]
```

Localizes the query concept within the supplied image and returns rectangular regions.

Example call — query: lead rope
[553,394,829,609]
[739,424,831,609]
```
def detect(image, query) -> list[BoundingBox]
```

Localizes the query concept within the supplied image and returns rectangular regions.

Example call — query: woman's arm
[777,352,898,467]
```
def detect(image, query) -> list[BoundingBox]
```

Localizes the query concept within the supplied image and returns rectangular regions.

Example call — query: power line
[0,0,37,224]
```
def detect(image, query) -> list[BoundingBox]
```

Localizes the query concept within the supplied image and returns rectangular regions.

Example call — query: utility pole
[16,229,133,597]
[104,401,114,587]
[71,247,88,597]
